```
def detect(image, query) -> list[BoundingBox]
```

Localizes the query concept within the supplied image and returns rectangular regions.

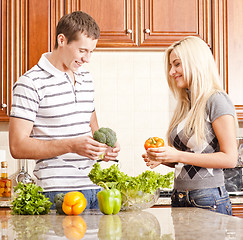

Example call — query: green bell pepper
[97,181,121,215]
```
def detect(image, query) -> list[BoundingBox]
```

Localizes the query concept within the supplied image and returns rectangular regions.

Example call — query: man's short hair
[54,11,100,49]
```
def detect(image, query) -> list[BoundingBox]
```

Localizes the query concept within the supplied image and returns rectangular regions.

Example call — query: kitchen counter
[1,207,243,239]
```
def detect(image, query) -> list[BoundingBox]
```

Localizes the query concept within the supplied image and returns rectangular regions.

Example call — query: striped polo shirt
[10,52,99,192]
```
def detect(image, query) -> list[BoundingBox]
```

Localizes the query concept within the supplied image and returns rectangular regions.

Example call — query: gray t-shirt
[169,91,235,191]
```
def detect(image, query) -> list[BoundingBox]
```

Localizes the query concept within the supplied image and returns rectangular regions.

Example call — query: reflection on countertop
[1,207,243,239]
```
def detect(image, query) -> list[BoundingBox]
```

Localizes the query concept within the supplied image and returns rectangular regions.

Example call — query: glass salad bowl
[120,188,160,211]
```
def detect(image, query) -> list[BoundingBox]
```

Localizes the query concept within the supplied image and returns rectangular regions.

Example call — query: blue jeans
[171,186,232,215]
[44,189,101,210]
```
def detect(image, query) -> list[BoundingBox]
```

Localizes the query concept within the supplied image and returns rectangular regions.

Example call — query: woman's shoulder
[207,91,232,104]
[206,91,235,122]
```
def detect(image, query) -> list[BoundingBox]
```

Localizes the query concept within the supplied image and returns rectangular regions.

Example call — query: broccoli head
[93,131,106,144]
[93,127,117,148]
[54,193,65,215]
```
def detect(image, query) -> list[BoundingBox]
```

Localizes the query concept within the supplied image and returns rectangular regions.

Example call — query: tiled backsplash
[87,51,173,177]
[1,51,243,184]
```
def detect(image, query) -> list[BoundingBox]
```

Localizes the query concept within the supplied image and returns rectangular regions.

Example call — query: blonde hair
[165,36,224,145]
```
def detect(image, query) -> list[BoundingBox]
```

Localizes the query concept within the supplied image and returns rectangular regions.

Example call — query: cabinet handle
[1,104,7,108]
[144,29,151,34]
[126,29,132,34]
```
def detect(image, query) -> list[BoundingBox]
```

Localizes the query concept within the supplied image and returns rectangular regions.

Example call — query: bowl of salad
[88,162,174,211]
[120,188,160,211]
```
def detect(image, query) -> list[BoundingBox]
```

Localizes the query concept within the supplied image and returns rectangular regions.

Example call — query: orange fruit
[62,191,87,215]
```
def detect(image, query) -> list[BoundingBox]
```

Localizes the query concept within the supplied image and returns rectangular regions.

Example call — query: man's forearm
[10,137,73,160]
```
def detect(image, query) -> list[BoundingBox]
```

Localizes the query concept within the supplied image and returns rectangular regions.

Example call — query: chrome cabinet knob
[1,103,7,108]
[144,29,151,34]
[126,29,132,34]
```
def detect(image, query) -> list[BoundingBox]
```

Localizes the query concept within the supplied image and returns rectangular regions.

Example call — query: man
[9,11,120,209]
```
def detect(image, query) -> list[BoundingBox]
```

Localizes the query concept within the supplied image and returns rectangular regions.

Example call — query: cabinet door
[0,0,50,121]
[227,1,243,119]
[213,0,243,120]
[140,0,212,48]
[0,0,10,121]
[65,0,137,47]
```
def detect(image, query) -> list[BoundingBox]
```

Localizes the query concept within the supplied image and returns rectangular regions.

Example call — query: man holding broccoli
[9,11,120,209]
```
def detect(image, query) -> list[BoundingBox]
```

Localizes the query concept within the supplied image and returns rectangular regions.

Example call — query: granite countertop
[1,195,243,208]
[1,207,243,239]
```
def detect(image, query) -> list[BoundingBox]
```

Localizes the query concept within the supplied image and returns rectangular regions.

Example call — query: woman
[143,36,238,215]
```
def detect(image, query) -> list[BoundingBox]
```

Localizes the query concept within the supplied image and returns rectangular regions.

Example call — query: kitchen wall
[1,50,243,184]
[87,50,173,177]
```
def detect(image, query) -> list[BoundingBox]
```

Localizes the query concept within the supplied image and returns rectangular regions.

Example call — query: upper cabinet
[139,0,212,47]
[212,0,243,119]
[227,1,243,119]
[65,0,211,48]
[0,0,50,121]
[65,0,137,47]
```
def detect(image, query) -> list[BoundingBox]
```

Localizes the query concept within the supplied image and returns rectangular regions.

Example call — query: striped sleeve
[10,75,40,122]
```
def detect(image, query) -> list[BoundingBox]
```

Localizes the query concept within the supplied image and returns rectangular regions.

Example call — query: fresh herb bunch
[11,182,52,215]
[88,163,174,194]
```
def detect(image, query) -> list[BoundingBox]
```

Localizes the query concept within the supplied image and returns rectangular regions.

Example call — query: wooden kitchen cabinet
[139,0,212,48]
[0,0,50,121]
[66,0,212,48]
[64,0,137,47]
[0,0,8,121]
[212,0,243,120]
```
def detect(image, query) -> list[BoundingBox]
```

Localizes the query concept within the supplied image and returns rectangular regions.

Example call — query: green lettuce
[88,163,174,194]
[11,182,52,215]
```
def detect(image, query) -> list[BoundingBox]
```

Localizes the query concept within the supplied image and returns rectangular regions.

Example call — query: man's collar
[38,52,85,83]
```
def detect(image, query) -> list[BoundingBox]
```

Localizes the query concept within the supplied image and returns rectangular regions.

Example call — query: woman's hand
[142,146,179,169]
[146,146,180,164]
[142,153,162,169]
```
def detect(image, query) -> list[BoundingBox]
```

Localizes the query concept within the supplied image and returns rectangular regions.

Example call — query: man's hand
[71,135,108,160]
[102,142,121,162]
